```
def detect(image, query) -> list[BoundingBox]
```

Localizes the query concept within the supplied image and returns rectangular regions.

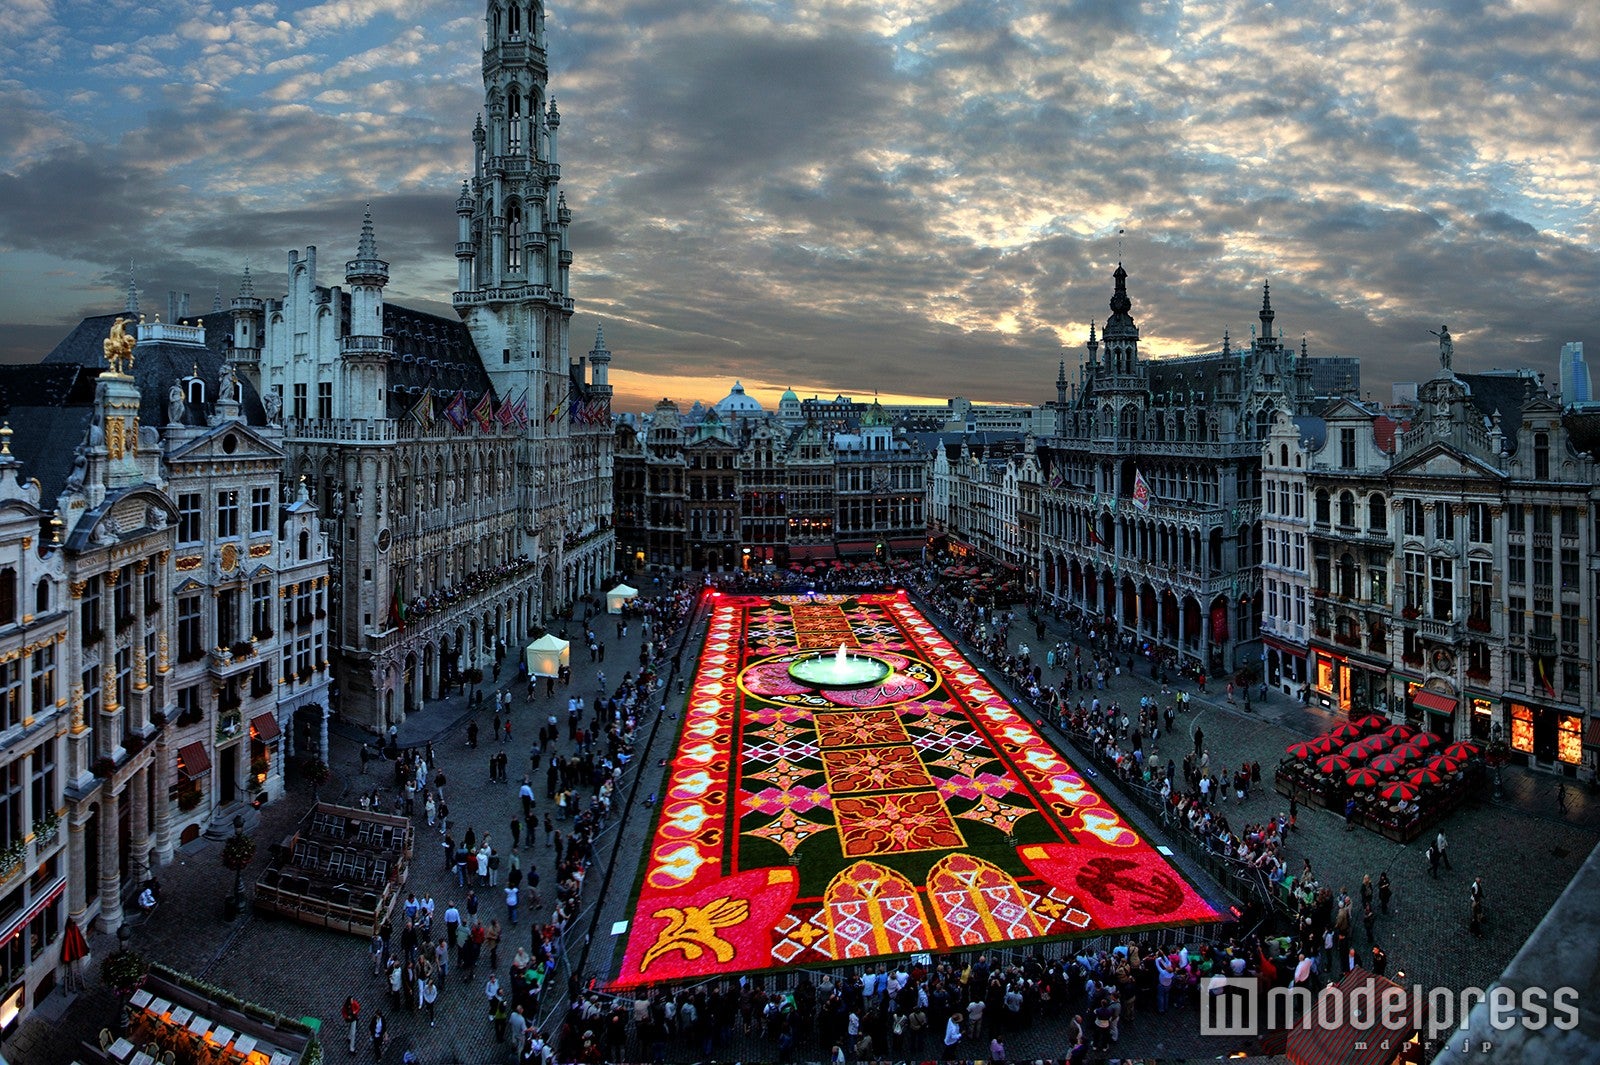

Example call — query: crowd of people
[344,581,701,1064]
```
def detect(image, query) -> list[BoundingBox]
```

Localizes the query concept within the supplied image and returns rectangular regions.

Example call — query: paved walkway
[7,584,1596,1065]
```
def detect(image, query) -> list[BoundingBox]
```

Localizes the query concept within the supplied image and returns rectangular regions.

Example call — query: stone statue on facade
[168,382,187,426]
[1429,325,1453,372]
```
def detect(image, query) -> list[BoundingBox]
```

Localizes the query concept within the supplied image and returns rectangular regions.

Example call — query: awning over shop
[1412,689,1458,716]
[1585,719,1600,748]
[1261,634,1307,657]
[789,545,837,562]
[888,539,924,553]
[250,712,281,741]
[177,741,212,779]
[836,540,876,556]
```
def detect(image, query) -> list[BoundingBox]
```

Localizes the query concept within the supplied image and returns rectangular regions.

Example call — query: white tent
[525,634,571,678]
[606,583,640,614]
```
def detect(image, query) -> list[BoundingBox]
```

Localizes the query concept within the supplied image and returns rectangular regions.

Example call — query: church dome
[780,387,798,403]
[714,380,766,417]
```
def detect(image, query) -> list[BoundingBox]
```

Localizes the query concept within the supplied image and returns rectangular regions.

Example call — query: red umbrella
[1382,723,1417,741]
[1393,742,1431,761]
[1287,740,1320,759]
[1308,735,1338,755]
[1379,781,1419,802]
[1406,732,1439,751]
[1330,723,1364,742]
[1426,753,1463,773]
[1407,765,1445,787]
[1369,752,1408,774]
[1352,714,1388,732]
[60,919,89,964]
[1318,754,1353,774]
[1443,741,1480,760]
[1346,766,1382,788]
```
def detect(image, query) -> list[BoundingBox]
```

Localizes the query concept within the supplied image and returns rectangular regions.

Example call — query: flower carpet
[611,592,1219,988]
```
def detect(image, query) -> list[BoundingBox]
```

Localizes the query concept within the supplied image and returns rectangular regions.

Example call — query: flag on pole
[389,582,407,631]
[1132,469,1151,511]
[1537,656,1557,697]
[546,389,571,424]
[1087,527,1102,547]
[444,390,469,430]
[472,390,495,431]
[496,389,517,426]
[408,387,434,429]
[512,389,528,427]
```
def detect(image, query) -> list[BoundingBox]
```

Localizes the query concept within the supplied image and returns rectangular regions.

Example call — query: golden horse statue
[103,317,136,375]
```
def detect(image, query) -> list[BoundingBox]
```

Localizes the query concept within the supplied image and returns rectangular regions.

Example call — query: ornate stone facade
[1038,268,1316,675]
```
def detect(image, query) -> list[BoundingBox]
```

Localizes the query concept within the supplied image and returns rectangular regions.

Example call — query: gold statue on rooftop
[103,317,136,375]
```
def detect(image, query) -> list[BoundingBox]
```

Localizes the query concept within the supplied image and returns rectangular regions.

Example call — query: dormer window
[187,377,207,408]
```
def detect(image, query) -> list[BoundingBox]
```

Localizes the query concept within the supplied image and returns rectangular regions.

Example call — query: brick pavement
[9,585,1596,1065]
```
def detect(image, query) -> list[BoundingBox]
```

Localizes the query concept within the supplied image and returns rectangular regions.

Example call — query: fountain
[787,643,891,691]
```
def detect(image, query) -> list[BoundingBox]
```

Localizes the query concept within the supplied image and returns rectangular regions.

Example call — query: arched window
[1279,444,1288,466]
[508,92,521,152]
[1534,432,1550,479]
[508,3,521,37]
[35,578,49,614]
[1338,491,1355,528]
[1314,489,1330,526]
[298,530,310,561]
[187,378,206,408]
[0,567,14,626]
[491,6,501,41]
[1368,493,1385,532]
[1338,553,1357,598]
[506,203,523,271]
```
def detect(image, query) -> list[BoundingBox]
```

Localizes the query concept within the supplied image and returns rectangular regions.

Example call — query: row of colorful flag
[546,389,611,426]
[407,387,528,431]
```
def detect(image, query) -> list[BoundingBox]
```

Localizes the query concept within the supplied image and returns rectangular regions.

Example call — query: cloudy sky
[3,0,1598,416]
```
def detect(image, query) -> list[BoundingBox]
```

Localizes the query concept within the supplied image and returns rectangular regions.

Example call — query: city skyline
[3,0,1599,415]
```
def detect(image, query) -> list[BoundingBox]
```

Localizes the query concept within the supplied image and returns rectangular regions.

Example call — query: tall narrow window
[507,204,523,271]
[508,94,522,152]
[1534,433,1550,479]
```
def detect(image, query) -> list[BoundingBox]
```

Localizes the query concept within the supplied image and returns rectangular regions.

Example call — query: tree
[221,823,257,918]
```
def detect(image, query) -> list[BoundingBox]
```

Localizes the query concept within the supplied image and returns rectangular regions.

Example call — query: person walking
[1435,830,1452,872]
[505,883,519,926]
[1378,872,1393,915]
[1193,726,1204,754]
[1426,842,1441,879]
[370,1010,386,1061]
[422,976,438,1026]
[343,996,361,1055]
[1558,780,1569,814]
[1362,902,1377,946]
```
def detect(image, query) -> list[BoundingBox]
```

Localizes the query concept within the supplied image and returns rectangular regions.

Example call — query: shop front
[1504,700,1584,774]
[1406,683,1459,739]
[1263,634,1307,695]
[1311,647,1389,716]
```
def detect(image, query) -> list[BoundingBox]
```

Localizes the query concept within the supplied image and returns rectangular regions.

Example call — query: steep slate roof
[41,313,268,428]
[0,363,98,505]
[1458,371,1539,454]
[343,293,492,418]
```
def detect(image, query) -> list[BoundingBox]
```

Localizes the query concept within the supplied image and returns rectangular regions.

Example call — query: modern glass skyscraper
[1560,341,1591,407]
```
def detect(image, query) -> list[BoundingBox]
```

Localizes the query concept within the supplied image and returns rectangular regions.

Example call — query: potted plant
[305,758,331,800]
[221,824,257,919]
[101,948,149,1000]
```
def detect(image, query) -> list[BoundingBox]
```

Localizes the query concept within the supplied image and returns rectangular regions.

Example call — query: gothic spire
[239,262,255,298]
[358,203,378,260]
[125,262,139,315]
[1259,280,1276,338]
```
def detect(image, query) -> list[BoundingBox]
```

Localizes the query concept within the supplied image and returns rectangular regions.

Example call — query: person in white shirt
[944,1012,964,1052]
[138,886,157,913]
